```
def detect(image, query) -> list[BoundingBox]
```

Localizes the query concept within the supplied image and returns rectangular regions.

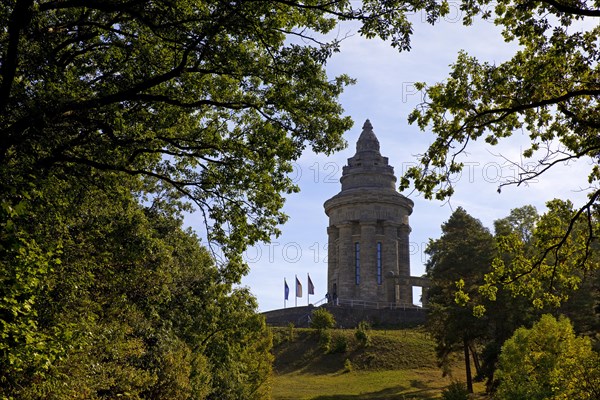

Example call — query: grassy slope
[271,328,487,400]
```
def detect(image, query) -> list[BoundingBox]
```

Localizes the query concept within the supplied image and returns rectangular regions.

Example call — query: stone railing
[334,298,425,310]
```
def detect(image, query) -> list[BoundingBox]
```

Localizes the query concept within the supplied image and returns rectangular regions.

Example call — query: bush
[330,333,348,354]
[441,381,469,400]
[343,358,353,373]
[495,314,600,399]
[310,308,335,331]
[354,321,371,347]
[318,329,331,353]
[287,322,295,341]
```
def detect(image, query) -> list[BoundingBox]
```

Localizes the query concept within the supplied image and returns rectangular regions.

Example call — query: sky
[189,6,592,312]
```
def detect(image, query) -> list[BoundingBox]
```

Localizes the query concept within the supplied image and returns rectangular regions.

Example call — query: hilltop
[271,327,487,400]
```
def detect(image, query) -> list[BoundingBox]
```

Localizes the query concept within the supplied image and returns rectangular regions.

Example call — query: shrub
[287,322,295,341]
[318,329,332,353]
[343,358,353,373]
[354,321,371,347]
[310,308,335,331]
[441,381,469,400]
[495,314,600,399]
[330,333,348,354]
[272,328,285,346]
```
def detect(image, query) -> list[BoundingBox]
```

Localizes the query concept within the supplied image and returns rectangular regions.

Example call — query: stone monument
[324,120,416,306]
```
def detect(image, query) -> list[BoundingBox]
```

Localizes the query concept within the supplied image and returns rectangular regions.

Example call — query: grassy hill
[271,327,486,400]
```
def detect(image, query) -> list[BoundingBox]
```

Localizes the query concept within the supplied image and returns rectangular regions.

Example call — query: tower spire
[356,119,380,153]
[341,119,394,191]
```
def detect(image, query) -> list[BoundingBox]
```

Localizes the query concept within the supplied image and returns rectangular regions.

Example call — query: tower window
[354,242,360,285]
[376,242,382,285]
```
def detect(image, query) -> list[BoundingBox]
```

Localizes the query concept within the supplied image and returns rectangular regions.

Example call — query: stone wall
[262,305,315,328]
[262,304,426,329]
[323,304,426,328]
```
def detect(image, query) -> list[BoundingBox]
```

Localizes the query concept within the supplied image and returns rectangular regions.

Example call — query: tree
[427,205,596,393]
[558,268,600,342]
[490,204,600,347]
[0,169,273,399]
[495,314,600,400]
[0,0,449,278]
[449,203,600,391]
[400,0,600,302]
[477,206,541,390]
[481,199,599,308]
[425,207,496,393]
[2,2,460,397]
[494,205,539,246]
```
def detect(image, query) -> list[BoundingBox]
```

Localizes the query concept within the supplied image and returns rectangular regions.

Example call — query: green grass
[273,369,450,399]
[271,327,487,400]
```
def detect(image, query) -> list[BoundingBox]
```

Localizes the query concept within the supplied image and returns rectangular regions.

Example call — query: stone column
[383,222,400,303]
[397,224,412,304]
[360,221,377,302]
[326,226,339,301]
[336,222,353,301]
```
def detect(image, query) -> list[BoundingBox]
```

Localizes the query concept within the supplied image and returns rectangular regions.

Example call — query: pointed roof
[356,119,380,153]
[324,118,414,217]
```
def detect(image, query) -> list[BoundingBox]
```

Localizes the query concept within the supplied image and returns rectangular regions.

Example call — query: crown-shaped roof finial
[356,118,380,152]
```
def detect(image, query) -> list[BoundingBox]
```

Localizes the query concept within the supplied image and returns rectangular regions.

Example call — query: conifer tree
[425,207,495,393]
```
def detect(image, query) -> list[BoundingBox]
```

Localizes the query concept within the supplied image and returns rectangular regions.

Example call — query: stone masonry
[324,120,415,305]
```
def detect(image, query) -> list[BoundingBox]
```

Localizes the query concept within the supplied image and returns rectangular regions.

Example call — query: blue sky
[189,8,592,311]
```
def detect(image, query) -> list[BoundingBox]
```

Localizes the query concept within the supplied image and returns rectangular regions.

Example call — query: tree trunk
[469,343,481,377]
[464,337,473,393]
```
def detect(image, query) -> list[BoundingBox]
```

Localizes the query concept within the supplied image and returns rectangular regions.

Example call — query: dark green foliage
[310,308,336,332]
[0,1,455,398]
[441,381,469,400]
[559,269,600,345]
[0,0,450,280]
[425,207,496,392]
[343,358,353,373]
[430,205,599,393]
[288,322,296,342]
[482,200,599,309]
[318,329,332,353]
[0,171,273,399]
[330,333,349,354]
[475,206,542,388]
[476,204,599,389]
[355,321,371,348]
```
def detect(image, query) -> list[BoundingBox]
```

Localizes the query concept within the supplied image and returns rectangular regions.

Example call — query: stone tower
[324,120,414,305]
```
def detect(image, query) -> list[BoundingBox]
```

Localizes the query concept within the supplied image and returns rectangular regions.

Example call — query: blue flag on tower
[284,279,289,301]
[308,274,315,295]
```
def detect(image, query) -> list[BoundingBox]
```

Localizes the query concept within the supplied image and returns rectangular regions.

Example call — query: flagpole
[307,273,314,306]
[284,278,290,309]
[307,273,310,306]
[295,275,297,307]
[284,278,286,309]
